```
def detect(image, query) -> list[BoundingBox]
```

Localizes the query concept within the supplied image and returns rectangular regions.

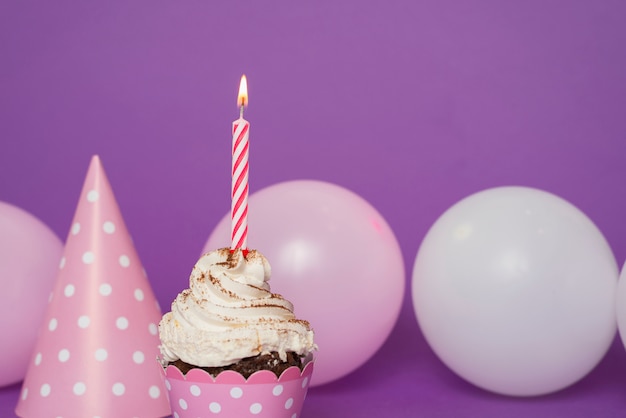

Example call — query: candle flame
[237,75,248,108]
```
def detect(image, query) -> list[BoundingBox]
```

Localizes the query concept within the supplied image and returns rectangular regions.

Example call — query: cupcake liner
[161,359,314,418]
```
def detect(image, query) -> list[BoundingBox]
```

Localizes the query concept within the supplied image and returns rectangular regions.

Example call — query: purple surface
[2,1,626,416]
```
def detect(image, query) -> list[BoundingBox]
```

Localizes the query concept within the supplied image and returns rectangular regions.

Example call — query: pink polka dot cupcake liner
[162,359,314,418]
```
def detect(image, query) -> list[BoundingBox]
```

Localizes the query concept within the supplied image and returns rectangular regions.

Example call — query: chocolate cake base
[169,351,303,378]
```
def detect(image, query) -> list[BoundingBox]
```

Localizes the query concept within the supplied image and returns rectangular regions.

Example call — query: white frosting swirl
[159,248,316,367]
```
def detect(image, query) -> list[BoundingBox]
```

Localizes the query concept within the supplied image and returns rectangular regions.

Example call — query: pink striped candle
[231,75,249,251]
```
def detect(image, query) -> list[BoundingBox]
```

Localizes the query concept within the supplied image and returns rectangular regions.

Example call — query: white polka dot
[95,348,108,362]
[273,384,284,396]
[58,349,70,362]
[250,403,262,414]
[149,386,160,399]
[64,284,75,297]
[82,251,95,264]
[132,351,145,364]
[73,382,86,396]
[87,190,99,202]
[179,398,188,410]
[119,255,130,268]
[189,385,201,397]
[173,413,179,418]
[209,402,221,413]
[112,383,125,396]
[148,323,158,335]
[230,387,243,398]
[291,414,297,418]
[40,384,51,397]
[134,288,145,301]
[59,257,66,269]
[302,377,309,388]
[116,317,129,330]
[285,398,294,409]
[164,380,171,391]
[21,388,28,400]
[48,318,58,332]
[71,222,81,235]
[34,353,42,366]
[102,221,115,234]
[78,315,90,328]
[99,283,112,296]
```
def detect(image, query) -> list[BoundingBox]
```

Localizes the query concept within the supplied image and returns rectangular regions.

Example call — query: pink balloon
[0,201,63,387]
[204,180,405,386]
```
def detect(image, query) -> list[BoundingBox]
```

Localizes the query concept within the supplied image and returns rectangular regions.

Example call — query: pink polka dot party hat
[16,155,170,417]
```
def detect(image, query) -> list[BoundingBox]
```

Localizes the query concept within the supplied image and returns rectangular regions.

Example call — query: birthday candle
[231,75,249,251]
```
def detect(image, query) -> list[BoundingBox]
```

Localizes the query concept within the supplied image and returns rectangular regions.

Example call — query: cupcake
[158,248,316,417]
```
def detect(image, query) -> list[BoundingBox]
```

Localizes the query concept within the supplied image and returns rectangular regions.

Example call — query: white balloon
[412,186,617,396]
[616,261,626,351]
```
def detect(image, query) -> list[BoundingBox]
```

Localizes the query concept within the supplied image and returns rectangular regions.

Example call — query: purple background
[2,1,626,416]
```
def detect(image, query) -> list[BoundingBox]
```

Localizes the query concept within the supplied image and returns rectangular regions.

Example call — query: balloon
[0,201,63,387]
[615,262,626,351]
[412,186,617,396]
[204,180,405,386]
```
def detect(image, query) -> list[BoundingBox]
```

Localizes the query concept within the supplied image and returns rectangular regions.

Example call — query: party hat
[16,155,170,417]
